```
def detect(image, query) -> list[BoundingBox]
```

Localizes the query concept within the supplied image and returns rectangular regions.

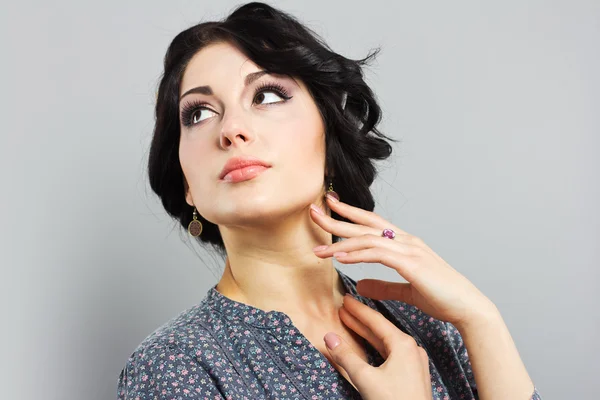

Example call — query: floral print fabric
[117,268,542,399]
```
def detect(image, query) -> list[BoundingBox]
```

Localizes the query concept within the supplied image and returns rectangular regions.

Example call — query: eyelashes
[180,81,293,128]
[179,100,213,128]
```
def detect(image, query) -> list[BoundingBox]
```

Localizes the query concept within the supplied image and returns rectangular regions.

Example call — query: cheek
[179,137,213,189]
[277,106,324,151]
[274,114,326,183]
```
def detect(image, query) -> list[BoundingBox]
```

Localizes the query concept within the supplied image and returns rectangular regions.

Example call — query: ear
[184,179,194,207]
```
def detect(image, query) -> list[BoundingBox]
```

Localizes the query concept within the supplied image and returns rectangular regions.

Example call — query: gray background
[1,1,598,399]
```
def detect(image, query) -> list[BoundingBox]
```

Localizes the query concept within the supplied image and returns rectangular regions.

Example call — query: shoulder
[128,299,223,360]
[117,300,227,399]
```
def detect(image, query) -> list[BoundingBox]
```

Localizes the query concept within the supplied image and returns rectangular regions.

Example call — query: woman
[117,2,542,399]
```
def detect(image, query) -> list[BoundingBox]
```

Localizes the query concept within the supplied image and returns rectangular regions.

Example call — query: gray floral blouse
[117,268,542,399]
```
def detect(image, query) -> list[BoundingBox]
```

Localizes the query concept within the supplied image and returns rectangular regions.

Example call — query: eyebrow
[179,70,270,105]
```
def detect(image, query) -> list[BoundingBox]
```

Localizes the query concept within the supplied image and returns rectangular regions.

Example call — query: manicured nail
[313,245,329,252]
[324,332,340,350]
[333,252,348,258]
[310,204,324,215]
[326,193,339,203]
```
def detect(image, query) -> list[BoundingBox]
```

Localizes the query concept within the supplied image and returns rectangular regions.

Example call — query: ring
[382,228,396,239]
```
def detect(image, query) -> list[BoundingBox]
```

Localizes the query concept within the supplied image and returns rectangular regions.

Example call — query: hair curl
[148,2,397,256]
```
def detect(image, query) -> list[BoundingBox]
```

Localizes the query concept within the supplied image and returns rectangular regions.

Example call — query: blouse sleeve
[445,322,543,400]
[117,341,225,399]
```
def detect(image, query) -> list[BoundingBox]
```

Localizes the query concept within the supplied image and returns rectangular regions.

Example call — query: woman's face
[179,41,327,228]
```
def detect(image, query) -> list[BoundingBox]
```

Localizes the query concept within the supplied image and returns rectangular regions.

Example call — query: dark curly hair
[148,1,397,256]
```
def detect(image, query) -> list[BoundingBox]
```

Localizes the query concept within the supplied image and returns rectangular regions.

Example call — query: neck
[215,204,347,325]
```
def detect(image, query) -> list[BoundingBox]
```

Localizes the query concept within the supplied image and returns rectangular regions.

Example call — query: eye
[255,90,285,104]
[180,100,217,128]
[180,81,293,128]
[253,82,292,106]
[190,107,217,124]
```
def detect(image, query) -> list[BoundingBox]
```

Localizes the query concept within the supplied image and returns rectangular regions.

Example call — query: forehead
[180,42,260,95]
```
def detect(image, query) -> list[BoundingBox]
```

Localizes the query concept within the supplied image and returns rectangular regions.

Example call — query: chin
[211,198,278,224]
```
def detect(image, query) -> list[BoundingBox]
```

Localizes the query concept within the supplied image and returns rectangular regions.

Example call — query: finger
[329,239,456,289]
[310,206,441,260]
[419,347,432,393]
[310,205,379,238]
[325,195,407,234]
[313,234,429,259]
[338,249,463,317]
[356,279,414,304]
[334,247,424,285]
[338,305,388,358]
[342,295,417,352]
[323,332,373,382]
[319,199,442,259]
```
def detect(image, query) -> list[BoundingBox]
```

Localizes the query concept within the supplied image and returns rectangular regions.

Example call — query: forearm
[455,305,536,400]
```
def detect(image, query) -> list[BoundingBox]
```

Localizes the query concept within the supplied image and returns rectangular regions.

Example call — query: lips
[219,156,271,182]
[222,165,269,183]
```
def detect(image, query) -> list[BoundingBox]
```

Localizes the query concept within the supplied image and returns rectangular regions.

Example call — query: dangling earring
[188,207,203,237]
[326,179,340,201]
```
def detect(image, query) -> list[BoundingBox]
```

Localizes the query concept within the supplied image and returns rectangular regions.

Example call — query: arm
[117,342,225,400]
[452,305,542,400]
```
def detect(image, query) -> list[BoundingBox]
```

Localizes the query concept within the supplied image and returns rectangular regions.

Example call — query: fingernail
[310,204,324,215]
[324,332,340,350]
[326,193,339,203]
[333,252,347,258]
[313,245,329,252]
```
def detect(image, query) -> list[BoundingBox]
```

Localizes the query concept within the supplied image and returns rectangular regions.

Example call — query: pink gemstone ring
[382,229,396,239]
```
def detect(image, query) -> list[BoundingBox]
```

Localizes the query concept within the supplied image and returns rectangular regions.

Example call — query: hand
[310,195,498,329]
[324,294,432,400]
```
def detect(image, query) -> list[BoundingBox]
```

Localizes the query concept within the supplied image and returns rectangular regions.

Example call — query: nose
[219,111,254,149]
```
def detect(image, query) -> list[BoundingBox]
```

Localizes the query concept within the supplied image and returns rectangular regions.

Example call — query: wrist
[454,300,503,333]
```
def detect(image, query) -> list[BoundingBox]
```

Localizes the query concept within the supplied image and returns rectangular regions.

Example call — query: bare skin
[216,258,367,390]
[180,42,344,334]
[179,41,431,397]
